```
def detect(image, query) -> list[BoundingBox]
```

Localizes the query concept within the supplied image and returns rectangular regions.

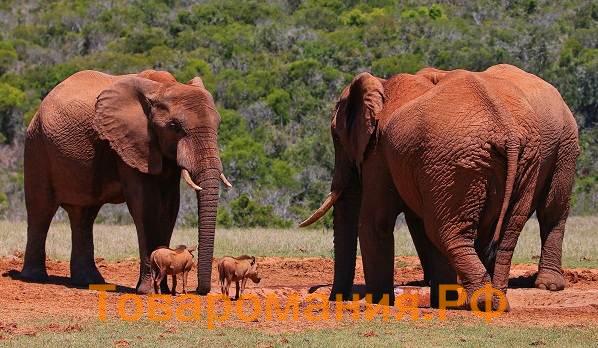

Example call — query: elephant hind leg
[63,204,104,286]
[491,162,539,297]
[535,143,577,291]
[406,211,457,308]
[427,175,503,310]
[436,221,495,310]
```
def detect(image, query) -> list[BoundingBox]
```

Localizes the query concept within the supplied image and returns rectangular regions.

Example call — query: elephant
[301,64,579,309]
[21,69,231,295]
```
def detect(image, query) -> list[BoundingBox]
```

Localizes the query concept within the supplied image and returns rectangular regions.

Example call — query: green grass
[4,318,598,347]
[0,216,596,267]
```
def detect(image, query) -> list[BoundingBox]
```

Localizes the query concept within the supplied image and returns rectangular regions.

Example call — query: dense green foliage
[0,0,596,226]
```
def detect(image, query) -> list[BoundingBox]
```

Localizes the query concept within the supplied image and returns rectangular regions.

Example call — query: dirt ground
[1,255,597,338]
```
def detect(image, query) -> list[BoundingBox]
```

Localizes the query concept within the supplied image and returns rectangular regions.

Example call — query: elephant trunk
[177,131,222,295]
[196,171,220,295]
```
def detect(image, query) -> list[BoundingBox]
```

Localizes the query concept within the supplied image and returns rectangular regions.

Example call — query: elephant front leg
[64,205,105,285]
[330,186,361,301]
[405,212,433,284]
[358,176,400,305]
[121,163,180,294]
[128,218,158,294]
[359,221,396,305]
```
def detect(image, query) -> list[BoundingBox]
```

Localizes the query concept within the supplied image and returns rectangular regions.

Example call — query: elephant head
[300,72,385,298]
[301,72,384,225]
[93,70,230,295]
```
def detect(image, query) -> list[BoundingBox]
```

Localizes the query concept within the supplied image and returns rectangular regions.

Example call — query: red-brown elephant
[22,69,231,294]
[301,64,579,309]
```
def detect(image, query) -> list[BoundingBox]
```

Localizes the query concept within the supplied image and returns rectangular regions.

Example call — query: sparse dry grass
[6,318,598,347]
[0,216,596,267]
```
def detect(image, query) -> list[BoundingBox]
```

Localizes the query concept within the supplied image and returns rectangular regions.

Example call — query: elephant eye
[167,121,182,131]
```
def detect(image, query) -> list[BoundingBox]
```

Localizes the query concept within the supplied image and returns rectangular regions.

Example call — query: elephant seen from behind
[301,64,579,309]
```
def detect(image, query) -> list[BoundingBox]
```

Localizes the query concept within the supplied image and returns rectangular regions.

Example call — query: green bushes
[0,0,596,224]
[0,82,26,143]
[217,194,291,228]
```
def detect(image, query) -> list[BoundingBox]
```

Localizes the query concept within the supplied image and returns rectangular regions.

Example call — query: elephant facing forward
[22,69,231,294]
[302,64,579,309]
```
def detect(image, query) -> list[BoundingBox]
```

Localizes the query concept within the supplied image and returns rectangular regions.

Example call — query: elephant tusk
[220,173,233,188]
[299,190,342,227]
[182,169,203,191]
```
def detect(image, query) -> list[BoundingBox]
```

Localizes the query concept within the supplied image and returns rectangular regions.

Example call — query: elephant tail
[488,137,520,257]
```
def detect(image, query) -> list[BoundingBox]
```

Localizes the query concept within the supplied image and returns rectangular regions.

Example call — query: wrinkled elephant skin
[302,64,580,309]
[22,70,224,294]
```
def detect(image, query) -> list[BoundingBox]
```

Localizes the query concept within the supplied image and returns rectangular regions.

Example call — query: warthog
[217,255,261,299]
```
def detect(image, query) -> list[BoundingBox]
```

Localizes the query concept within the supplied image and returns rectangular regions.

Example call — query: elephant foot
[20,266,49,282]
[196,283,211,296]
[467,287,510,313]
[474,294,511,313]
[71,266,105,286]
[535,269,566,291]
[329,285,355,302]
[329,292,354,302]
[136,278,154,295]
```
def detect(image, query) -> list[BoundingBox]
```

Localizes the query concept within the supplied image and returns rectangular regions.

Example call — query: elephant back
[30,70,122,162]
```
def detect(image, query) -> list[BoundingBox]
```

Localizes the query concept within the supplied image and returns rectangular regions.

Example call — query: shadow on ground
[3,269,136,293]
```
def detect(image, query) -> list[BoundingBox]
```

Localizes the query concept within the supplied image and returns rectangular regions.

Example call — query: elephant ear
[336,72,385,168]
[94,77,164,174]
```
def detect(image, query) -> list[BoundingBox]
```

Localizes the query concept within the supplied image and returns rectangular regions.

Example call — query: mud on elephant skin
[301,64,579,309]
[22,69,232,294]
